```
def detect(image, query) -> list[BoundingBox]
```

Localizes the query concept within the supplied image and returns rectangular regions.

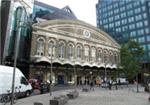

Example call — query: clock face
[83,30,91,38]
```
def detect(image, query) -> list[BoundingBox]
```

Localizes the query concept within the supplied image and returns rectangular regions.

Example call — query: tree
[120,40,144,80]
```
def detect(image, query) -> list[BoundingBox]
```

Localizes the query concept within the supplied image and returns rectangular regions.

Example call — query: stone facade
[30,19,120,85]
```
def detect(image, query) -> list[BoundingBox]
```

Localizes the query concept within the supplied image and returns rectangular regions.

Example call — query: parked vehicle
[116,78,128,85]
[0,65,32,98]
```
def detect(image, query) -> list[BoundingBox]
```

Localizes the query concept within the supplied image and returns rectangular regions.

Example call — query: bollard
[34,102,43,105]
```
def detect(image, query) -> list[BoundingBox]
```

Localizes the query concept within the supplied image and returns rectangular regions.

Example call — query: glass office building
[96,0,150,69]
[32,0,77,23]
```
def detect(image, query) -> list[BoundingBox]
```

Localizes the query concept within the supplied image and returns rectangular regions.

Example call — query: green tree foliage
[120,40,144,80]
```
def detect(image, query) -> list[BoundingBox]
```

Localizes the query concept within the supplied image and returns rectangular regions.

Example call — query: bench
[50,95,68,105]
[67,90,79,99]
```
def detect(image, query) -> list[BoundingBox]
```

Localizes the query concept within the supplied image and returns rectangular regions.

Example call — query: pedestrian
[90,80,94,91]
[109,79,112,90]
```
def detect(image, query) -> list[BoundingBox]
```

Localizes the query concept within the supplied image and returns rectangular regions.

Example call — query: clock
[83,30,91,38]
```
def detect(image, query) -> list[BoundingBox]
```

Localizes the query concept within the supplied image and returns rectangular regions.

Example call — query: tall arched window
[48,41,55,57]
[103,50,108,64]
[91,47,96,62]
[77,45,82,60]
[109,51,113,64]
[58,42,65,59]
[84,46,89,62]
[97,49,102,63]
[36,38,45,56]
[114,53,118,64]
[68,44,74,60]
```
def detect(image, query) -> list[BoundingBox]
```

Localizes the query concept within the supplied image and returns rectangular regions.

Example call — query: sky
[37,0,98,26]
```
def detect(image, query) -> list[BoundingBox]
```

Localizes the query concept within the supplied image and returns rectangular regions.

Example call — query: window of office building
[138,37,145,43]
[121,19,127,24]
[114,3,119,8]
[122,26,128,31]
[127,10,133,16]
[143,13,147,19]
[135,8,141,14]
[115,15,120,20]
[114,8,119,14]
[126,3,132,9]
[135,15,142,21]
[115,21,120,27]
[145,28,149,34]
[147,36,150,42]
[147,44,150,50]
[116,27,121,32]
[142,6,146,11]
[129,24,135,30]
[120,1,125,6]
[128,17,134,23]
[134,2,140,7]
[121,12,126,18]
[120,6,125,12]
[137,29,144,36]
[144,20,148,26]
[136,22,143,28]
[130,31,136,37]
[109,17,113,22]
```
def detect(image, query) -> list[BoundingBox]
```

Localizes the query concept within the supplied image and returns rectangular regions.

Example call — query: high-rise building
[96,0,150,71]
[1,0,34,77]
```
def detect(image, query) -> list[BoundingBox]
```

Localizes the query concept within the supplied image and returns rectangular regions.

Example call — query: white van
[0,65,32,97]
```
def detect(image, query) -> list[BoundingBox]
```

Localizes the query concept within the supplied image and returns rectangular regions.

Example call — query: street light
[11,14,30,105]
[49,44,57,96]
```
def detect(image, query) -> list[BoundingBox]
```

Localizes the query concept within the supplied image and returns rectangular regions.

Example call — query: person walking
[90,80,94,91]
[108,79,112,90]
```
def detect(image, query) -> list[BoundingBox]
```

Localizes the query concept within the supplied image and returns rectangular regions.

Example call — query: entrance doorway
[57,75,64,85]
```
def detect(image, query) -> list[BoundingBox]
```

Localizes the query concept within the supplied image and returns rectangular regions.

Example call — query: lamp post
[11,22,30,105]
[49,45,56,96]
[104,62,107,89]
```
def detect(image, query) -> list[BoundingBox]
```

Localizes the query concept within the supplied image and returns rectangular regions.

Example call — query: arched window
[91,47,96,62]
[68,44,74,60]
[97,49,102,62]
[58,42,65,59]
[36,38,45,56]
[48,41,55,57]
[77,45,82,60]
[109,52,113,64]
[84,46,89,62]
[114,53,118,64]
[103,50,108,64]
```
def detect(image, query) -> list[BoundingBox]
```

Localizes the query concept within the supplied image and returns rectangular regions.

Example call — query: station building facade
[29,19,120,85]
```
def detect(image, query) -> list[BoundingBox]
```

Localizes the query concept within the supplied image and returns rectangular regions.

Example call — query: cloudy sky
[37,0,98,26]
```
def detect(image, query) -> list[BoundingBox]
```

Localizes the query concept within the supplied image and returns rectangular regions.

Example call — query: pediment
[33,19,120,48]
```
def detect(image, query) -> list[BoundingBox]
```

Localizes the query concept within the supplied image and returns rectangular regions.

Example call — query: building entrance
[57,75,64,85]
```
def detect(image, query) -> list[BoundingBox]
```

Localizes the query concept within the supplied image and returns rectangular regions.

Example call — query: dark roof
[33,0,77,20]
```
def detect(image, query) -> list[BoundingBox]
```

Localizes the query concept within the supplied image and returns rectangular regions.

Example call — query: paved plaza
[4,85,150,105]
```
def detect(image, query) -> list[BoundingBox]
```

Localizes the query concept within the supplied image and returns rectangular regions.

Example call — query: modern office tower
[32,0,77,23]
[1,0,34,77]
[96,0,150,72]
